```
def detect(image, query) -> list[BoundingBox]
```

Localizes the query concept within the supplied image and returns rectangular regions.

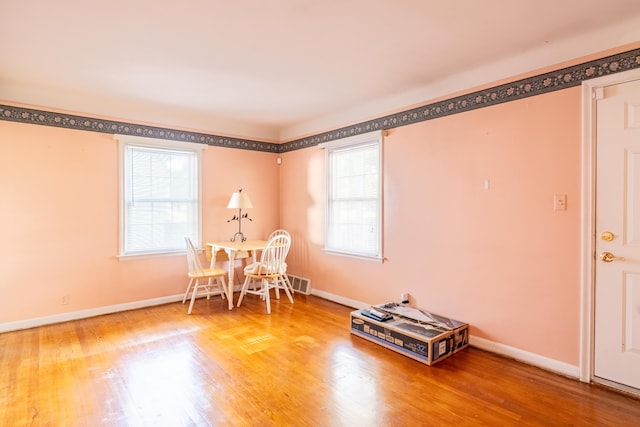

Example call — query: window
[117,135,204,257]
[323,131,383,259]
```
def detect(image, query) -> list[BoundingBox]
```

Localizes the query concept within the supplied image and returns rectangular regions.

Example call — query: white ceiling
[2,0,640,141]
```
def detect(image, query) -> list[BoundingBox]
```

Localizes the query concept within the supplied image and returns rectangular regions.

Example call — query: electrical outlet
[61,295,69,305]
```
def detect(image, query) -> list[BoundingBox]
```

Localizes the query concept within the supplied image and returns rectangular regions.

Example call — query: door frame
[580,67,640,385]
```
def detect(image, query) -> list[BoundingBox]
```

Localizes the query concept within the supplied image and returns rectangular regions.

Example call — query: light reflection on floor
[110,340,208,426]
[329,344,380,425]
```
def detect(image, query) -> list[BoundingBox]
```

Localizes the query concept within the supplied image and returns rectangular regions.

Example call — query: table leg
[207,246,222,301]
[226,249,235,310]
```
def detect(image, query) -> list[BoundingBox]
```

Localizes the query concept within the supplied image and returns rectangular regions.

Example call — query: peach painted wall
[0,120,280,324]
[280,87,581,365]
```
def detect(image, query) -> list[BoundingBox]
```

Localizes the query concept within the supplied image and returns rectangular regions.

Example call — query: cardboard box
[451,323,469,354]
[350,309,454,365]
[374,303,470,354]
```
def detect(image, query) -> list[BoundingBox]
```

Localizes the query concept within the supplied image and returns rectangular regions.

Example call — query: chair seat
[244,261,287,275]
[188,267,227,279]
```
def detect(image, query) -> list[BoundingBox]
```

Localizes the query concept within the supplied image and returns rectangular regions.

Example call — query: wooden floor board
[1,294,639,426]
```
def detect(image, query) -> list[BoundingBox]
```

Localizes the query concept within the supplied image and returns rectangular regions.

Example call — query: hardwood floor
[1,294,639,426]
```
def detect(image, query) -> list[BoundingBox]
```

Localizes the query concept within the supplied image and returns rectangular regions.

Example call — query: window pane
[326,134,382,258]
[122,143,199,255]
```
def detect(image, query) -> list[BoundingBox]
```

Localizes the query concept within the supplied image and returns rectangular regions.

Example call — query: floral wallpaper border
[0,105,280,153]
[1,47,639,153]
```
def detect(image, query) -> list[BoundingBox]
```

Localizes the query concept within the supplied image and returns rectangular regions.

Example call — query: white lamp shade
[227,191,253,209]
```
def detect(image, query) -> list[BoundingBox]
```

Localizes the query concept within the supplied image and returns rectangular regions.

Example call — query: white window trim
[114,134,207,259]
[320,130,384,261]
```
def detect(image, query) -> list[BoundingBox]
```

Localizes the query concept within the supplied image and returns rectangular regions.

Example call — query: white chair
[245,229,293,293]
[266,229,294,293]
[237,234,293,314]
[267,229,291,240]
[183,236,228,314]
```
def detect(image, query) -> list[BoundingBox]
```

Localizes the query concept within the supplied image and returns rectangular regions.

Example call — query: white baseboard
[0,294,184,333]
[312,289,581,380]
[470,336,580,379]
[1,284,272,333]
[310,289,368,309]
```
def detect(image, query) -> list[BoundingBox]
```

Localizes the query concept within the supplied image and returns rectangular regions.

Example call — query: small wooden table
[206,240,267,310]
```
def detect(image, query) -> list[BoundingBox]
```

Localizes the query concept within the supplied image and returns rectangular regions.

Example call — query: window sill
[323,249,384,263]
[117,250,186,261]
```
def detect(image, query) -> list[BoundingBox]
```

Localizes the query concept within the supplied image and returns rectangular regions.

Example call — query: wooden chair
[183,236,228,314]
[245,229,293,292]
[266,229,294,293]
[237,234,293,314]
[267,229,291,240]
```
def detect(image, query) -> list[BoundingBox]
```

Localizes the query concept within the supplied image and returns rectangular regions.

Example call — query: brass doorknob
[600,252,625,263]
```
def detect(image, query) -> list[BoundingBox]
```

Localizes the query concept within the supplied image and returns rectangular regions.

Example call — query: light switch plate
[554,194,567,211]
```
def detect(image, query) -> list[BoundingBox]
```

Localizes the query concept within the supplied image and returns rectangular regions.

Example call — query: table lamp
[227,189,253,241]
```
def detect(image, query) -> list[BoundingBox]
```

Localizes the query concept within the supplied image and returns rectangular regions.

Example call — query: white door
[594,78,640,390]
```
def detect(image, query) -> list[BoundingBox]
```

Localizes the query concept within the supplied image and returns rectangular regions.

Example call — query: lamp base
[231,232,246,242]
